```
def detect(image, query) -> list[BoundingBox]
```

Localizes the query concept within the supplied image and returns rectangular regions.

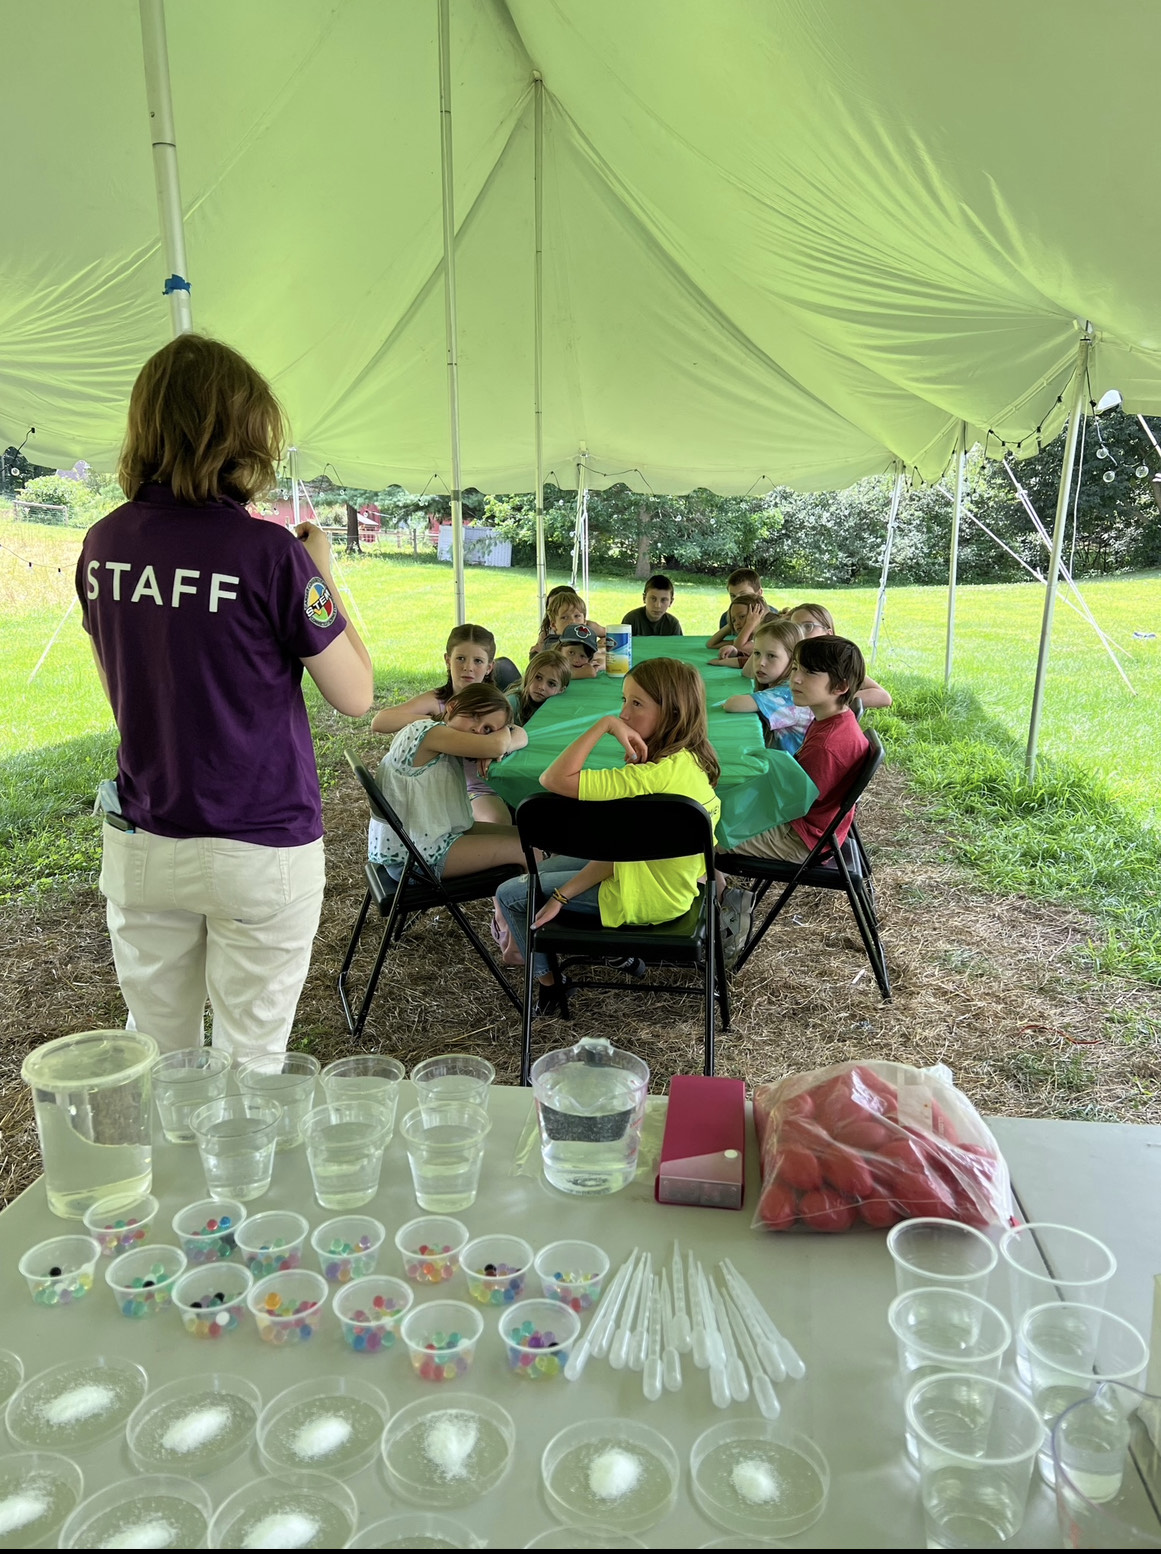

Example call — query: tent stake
[944,427,966,687]
[437,0,467,625]
[138,0,192,335]
[869,465,905,665]
[532,73,547,621]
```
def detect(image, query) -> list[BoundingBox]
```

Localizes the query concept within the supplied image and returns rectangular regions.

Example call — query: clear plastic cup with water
[321,1055,405,1132]
[905,1372,1045,1547]
[235,1052,319,1150]
[886,1217,997,1298]
[401,1103,491,1212]
[302,1102,392,1210]
[1052,1381,1161,1534]
[888,1288,1011,1463]
[151,1048,231,1144]
[1000,1222,1117,1326]
[190,1097,282,1202]
[410,1055,495,1111]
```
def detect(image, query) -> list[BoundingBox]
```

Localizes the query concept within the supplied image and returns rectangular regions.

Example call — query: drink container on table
[21,1030,158,1219]
[605,626,632,676]
[530,1036,649,1195]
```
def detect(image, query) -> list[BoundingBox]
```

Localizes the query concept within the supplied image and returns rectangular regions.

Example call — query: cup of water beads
[534,1240,610,1314]
[84,1192,159,1257]
[173,1261,254,1339]
[172,1198,247,1264]
[461,1235,534,1306]
[498,1299,580,1380]
[234,1211,310,1279]
[395,1216,469,1284]
[334,1276,414,1354]
[19,1235,101,1307]
[401,1301,483,1382]
[247,1270,328,1345]
[105,1244,188,1317]
[310,1216,385,1282]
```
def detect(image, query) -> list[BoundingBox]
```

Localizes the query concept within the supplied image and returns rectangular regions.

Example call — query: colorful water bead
[117,1261,173,1317]
[341,1293,406,1353]
[257,1289,320,1344]
[33,1270,94,1306]
[182,1215,236,1264]
[323,1234,375,1283]
[96,1216,147,1255]
[467,1261,526,1306]
[248,1238,302,1279]
[546,1267,603,1313]
[405,1243,456,1284]
[412,1330,474,1381]
[182,1289,242,1338]
[506,1320,567,1378]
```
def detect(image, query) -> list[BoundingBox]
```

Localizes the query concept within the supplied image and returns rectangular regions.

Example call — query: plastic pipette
[660,1269,682,1392]
[670,1241,692,1352]
[643,1279,663,1401]
[721,1258,805,1380]
[709,1279,750,1403]
[697,1264,727,1372]
[629,1253,653,1371]
[609,1251,648,1370]
[725,1292,781,1419]
[565,1249,635,1379]
[688,1250,710,1369]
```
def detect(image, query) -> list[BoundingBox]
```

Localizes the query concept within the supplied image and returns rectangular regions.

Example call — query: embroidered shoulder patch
[304,576,337,627]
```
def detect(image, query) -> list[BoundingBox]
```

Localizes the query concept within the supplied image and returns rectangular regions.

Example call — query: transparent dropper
[629,1253,653,1371]
[565,1248,635,1380]
[709,1278,750,1403]
[688,1250,710,1369]
[721,1258,805,1380]
[697,1265,731,1409]
[609,1251,648,1370]
[643,1278,663,1401]
[660,1269,682,1392]
[725,1291,781,1419]
[670,1241,692,1353]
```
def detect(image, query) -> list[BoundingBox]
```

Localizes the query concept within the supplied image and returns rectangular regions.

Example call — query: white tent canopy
[5,0,1161,494]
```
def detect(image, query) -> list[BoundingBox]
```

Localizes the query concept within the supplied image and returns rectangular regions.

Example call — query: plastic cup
[1000,1222,1117,1330]
[535,1240,610,1313]
[310,1216,386,1282]
[333,1276,414,1353]
[151,1047,231,1144]
[190,1096,281,1202]
[1018,1302,1148,1483]
[321,1054,405,1129]
[462,1235,535,1305]
[401,1299,483,1382]
[401,1102,491,1211]
[411,1053,496,1111]
[889,1288,1012,1464]
[302,1101,392,1209]
[172,1261,253,1339]
[498,1298,580,1379]
[395,1216,470,1284]
[234,1211,310,1279]
[247,1269,329,1345]
[1052,1381,1161,1532]
[886,1217,997,1297]
[171,1197,246,1263]
[83,1191,159,1257]
[105,1244,187,1318]
[905,1372,1046,1547]
[18,1235,101,1307]
[236,1051,319,1150]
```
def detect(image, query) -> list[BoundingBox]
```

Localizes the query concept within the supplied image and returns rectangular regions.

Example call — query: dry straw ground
[3,761,1160,1207]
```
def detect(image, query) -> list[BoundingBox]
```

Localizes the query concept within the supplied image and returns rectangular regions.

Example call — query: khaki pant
[732,822,811,863]
[100,825,326,1060]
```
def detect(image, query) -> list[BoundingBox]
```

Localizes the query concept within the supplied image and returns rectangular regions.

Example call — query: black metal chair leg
[350,920,397,1039]
[703,914,716,1077]
[337,888,374,1031]
[521,914,537,1087]
[734,875,800,972]
[444,899,522,1014]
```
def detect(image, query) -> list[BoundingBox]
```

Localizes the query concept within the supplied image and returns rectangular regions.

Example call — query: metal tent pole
[1025,330,1092,778]
[139,0,192,335]
[869,465,905,666]
[944,426,966,686]
[581,483,590,600]
[437,0,467,625]
[570,454,586,589]
[289,447,302,527]
[532,72,547,622]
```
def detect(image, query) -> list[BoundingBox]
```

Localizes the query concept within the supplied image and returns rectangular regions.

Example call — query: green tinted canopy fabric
[4,0,1161,492]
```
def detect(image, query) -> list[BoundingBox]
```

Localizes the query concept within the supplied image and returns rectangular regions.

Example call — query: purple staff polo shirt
[77,484,348,847]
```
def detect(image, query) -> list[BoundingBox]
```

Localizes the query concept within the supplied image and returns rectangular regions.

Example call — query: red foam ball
[799,1188,856,1233]
[821,1147,875,1199]
[777,1145,824,1193]
[759,1181,799,1231]
[858,1197,901,1229]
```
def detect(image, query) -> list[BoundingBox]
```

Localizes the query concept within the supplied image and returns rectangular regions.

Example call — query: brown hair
[545,588,587,633]
[752,617,806,681]
[728,592,767,628]
[119,335,284,504]
[442,681,511,723]
[626,659,720,786]
[517,649,571,722]
[794,635,865,707]
[434,623,497,698]
[791,601,837,634]
[727,567,761,590]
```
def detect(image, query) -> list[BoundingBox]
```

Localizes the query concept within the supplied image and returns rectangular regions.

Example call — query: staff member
[77,334,372,1058]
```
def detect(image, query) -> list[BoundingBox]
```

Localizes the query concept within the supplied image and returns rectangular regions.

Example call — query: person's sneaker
[719,887,755,967]
[604,955,647,979]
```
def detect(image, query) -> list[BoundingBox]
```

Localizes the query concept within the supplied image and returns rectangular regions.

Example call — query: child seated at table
[532,587,607,664]
[719,567,763,627]
[707,592,767,665]
[787,602,892,709]
[508,650,571,726]
[368,682,529,878]
[557,623,604,679]
[496,657,722,1016]
[722,617,813,753]
[622,573,683,637]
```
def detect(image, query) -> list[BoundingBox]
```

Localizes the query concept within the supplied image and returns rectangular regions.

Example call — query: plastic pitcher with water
[530,1037,649,1195]
[22,1029,158,1219]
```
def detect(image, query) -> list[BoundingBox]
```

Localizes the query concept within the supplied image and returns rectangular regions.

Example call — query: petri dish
[349,1512,484,1548]
[0,1349,24,1408]
[524,1529,649,1548]
[127,1373,261,1476]
[58,1474,213,1549]
[258,1376,390,1479]
[209,1470,357,1549]
[381,1394,515,1508]
[0,1452,84,1549]
[541,1418,679,1535]
[690,1420,829,1538]
[6,1355,148,1450]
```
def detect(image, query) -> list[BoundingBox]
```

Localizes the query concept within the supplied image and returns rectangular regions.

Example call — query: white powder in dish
[160,1404,231,1454]
[588,1447,642,1500]
[0,1491,49,1535]
[424,1412,479,1479]
[291,1414,352,1460]
[241,1511,319,1549]
[43,1383,115,1427]
[99,1518,177,1548]
[732,1457,781,1504]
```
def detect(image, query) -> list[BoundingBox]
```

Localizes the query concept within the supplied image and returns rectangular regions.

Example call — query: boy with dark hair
[622,574,682,637]
[719,566,763,627]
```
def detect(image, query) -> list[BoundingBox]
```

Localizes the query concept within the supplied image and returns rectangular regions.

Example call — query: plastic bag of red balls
[752,1060,1014,1233]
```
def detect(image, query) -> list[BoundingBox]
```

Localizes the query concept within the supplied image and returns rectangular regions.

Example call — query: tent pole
[437,0,466,625]
[138,0,192,335]
[944,425,966,686]
[869,465,905,665]
[1025,331,1092,778]
[532,72,547,622]
[570,455,585,589]
[581,483,590,600]
[289,447,302,526]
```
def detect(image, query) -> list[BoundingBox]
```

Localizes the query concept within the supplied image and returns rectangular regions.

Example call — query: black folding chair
[338,753,523,1038]
[716,730,890,999]
[514,793,729,1084]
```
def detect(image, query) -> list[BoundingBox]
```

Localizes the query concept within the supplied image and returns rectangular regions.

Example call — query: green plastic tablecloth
[488,636,817,850]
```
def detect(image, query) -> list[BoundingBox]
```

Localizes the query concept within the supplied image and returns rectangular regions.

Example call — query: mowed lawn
[3,518,1159,821]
